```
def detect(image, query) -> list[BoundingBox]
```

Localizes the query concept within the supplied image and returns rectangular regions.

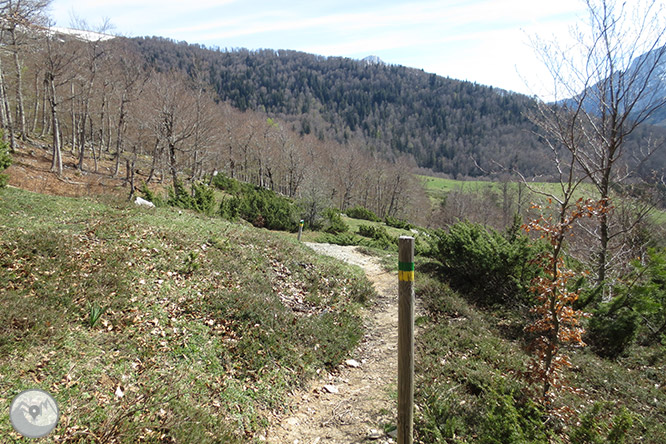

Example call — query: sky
[47,0,591,98]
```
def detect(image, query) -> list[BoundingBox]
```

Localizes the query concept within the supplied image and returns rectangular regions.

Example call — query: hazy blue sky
[48,0,590,97]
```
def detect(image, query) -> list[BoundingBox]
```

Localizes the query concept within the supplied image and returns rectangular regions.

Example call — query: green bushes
[323,208,349,234]
[0,137,11,188]
[191,182,216,214]
[167,179,194,209]
[345,205,380,222]
[432,222,541,305]
[316,224,398,251]
[357,224,396,250]
[587,303,639,359]
[385,215,412,230]
[587,248,666,358]
[218,184,297,231]
[139,181,163,206]
[167,180,216,215]
[211,172,241,194]
[569,403,634,444]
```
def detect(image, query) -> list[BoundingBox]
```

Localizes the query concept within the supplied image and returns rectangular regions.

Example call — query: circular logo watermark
[9,389,60,438]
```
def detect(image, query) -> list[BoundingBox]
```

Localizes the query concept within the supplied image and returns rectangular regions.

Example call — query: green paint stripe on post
[398,261,414,271]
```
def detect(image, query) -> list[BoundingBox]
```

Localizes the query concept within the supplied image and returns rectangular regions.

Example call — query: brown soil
[5,140,150,198]
[264,243,399,444]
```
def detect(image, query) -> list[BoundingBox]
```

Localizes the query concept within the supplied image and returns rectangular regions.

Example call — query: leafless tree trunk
[0,54,16,150]
[10,31,26,139]
[47,72,62,173]
[530,0,666,290]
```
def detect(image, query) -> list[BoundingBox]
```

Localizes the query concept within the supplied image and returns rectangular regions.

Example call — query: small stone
[367,429,382,439]
[345,359,361,368]
[322,384,339,394]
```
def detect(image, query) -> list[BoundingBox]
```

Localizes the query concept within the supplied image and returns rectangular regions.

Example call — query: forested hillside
[127,36,666,180]
[128,37,551,179]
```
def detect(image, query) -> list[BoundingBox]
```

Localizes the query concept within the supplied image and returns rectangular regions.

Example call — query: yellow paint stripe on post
[399,270,414,281]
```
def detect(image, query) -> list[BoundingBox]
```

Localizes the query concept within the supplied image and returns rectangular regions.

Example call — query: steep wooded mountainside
[127,37,554,179]
[123,37,666,181]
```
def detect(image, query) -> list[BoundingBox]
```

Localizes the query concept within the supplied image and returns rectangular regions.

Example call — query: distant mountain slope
[565,44,666,128]
[127,37,551,179]
[126,37,665,179]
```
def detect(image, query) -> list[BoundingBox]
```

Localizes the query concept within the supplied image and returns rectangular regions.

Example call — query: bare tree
[106,39,146,177]
[530,0,666,289]
[145,72,198,187]
[40,24,80,174]
[0,0,51,144]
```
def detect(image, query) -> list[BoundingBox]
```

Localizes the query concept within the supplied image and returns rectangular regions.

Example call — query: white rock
[134,196,155,208]
[345,359,361,368]
[322,384,339,394]
[367,429,382,439]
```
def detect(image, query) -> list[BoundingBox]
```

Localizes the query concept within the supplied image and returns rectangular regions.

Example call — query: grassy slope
[0,187,375,443]
[413,259,666,443]
[418,174,666,223]
[417,174,597,203]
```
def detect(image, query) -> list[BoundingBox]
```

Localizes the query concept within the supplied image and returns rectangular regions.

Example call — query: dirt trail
[265,243,399,444]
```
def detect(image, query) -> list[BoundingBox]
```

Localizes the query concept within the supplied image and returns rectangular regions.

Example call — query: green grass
[0,187,376,442]
[418,174,666,231]
[417,174,597,205]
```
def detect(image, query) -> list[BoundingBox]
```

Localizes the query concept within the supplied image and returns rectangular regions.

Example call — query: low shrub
[479,383,549,444]
[432,222,542,305]
[191,182,216,215]
[218,186,297,231]
[139,181,163,206]
[211,172,241,194]
[385,215,412,230]
[0,136,12,188]
[346,205,381,222]
[586,303,639,359]
[357,224,396,250]
[587,248,666,358]
[315,232,361,246]
[357,224,381,238]
[167,180,216,215]
[569,403,634,444]
[167,179,195,209]
[219,196,241,221]
[323,208,349,234]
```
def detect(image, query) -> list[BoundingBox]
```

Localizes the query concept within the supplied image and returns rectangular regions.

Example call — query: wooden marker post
[297,219,304,242]
[398,236,414,444]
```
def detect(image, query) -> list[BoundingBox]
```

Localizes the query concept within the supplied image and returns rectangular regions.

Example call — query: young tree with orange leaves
[524,198,611,404]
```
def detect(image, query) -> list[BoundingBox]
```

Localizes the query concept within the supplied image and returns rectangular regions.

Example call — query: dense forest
[128,37,552,179]
[127,36,666,180]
